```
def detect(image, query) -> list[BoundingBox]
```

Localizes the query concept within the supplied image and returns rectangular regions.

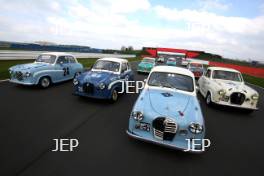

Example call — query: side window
[205,69,211,78]
[121,63,128,72]
[57,56,68,64]
[68,56,76,63]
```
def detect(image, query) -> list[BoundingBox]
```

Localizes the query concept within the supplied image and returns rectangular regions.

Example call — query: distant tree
[121,46,126,51]
[128,46,134,51]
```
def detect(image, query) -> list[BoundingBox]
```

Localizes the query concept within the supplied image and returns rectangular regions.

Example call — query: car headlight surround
[131,111,144,121]
[73,78,79,85]
[189,122,203,134]
[99,82,105,90]
[24,72,31,77]
[218,89,226,95]
[251,94,259,100]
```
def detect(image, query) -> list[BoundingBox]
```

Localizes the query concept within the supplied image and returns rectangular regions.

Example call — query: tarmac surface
[0,62,263,176]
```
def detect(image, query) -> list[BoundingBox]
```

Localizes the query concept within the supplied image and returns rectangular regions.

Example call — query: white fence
[0,50,136,60]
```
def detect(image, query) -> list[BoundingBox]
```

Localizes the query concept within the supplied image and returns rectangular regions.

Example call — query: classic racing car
[127,66,205,152]
[166,58,177,66]
[198,67,259,111]
[9,52,83,88]
[73,58,134,102]
[187,62,204,78]
[137,57,156,73]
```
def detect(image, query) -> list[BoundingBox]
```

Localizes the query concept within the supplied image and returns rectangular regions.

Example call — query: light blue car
[127,66,205,152]
[9,52,83,88]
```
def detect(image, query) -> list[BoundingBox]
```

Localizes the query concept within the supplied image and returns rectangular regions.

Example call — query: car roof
[143,57,155,60]
[151,66,194,78]
[208,66,240,73]
[41,52,74,57]
[98,57,128,63]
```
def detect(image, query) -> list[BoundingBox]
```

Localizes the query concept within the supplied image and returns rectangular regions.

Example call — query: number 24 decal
[63,67,70,76]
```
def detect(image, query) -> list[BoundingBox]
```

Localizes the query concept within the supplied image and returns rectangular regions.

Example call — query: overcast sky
[0,0,264,61]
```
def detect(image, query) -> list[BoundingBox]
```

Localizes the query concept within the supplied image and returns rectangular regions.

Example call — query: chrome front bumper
[126,130,204,154]
[9,79,35,85]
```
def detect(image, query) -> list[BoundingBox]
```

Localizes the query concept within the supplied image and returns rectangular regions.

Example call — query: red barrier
[209,61,264,78]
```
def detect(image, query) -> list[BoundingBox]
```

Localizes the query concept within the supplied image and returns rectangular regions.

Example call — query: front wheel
[206,92,212,106]
[39,77,51,88]
[111,89,119,102]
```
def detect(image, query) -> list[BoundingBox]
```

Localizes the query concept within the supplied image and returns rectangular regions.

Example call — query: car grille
[230,92,245,105]
[152,117,177,141]
[14,71,23,81]
[83,83,94,94]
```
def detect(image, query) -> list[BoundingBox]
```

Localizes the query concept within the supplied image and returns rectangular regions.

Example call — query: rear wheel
[74,72,81,78]
[39,77,51,88]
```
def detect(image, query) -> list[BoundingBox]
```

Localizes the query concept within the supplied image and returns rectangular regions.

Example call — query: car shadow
[127,137,207,160]
[14,79,73,91]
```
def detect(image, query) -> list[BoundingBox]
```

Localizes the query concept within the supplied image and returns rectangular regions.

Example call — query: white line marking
[0,79,10,83]
[246,82,264,90]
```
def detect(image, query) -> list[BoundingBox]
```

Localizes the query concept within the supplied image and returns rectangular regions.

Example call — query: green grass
[0,57,141,80]
[1,57,263,88]
[0,59,34,80]
[243,74,264,88]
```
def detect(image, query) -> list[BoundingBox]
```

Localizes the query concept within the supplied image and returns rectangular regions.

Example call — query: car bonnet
[10,62,49,71]
[79,70,115,84]
[148,88,191,118]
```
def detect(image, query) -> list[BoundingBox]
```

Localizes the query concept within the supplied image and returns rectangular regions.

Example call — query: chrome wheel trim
[41,77,50,88]
[112,90,118,101]
[206,93,211,104]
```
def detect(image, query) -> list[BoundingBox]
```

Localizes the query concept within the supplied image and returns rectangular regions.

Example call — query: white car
[198,67,259,111]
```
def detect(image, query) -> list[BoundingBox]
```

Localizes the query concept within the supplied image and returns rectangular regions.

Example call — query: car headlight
[9,69,13,74]
[131,111,144,121]
[73,78,79,85]
[189,123,203,134]
[251,94,259,100]
[25,72,31,77]
[99,83,105,90]
[218,89,226,95]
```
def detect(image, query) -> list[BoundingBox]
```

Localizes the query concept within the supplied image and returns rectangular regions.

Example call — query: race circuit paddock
[0,62,263,176]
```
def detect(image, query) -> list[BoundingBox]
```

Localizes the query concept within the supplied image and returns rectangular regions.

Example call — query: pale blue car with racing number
[73,58,134,102]
[9,52,84,88]
[127,66,205,152]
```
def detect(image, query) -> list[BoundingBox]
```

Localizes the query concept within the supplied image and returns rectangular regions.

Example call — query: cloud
[153,5,264,61]
[0,0,263,61]
[198,0,231,11]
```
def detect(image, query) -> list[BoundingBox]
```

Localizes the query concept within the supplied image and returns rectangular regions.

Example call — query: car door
[56,56,71,81]
[67,55,77,78]
[120,62,129,81]
[200,69,211,95]
[127,62,134,80]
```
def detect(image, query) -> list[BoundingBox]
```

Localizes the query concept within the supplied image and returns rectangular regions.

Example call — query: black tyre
[111,89,119,102]
[206,92,212,106]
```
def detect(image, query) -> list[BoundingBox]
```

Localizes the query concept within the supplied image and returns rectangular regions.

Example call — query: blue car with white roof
[127,66,205,152]
[8,52,84,88]
[73,58,134,102]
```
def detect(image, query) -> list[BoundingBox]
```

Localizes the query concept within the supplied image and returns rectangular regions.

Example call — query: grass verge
[3,58,262,88]
[0,57,141,80]
[243,74,264,88]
